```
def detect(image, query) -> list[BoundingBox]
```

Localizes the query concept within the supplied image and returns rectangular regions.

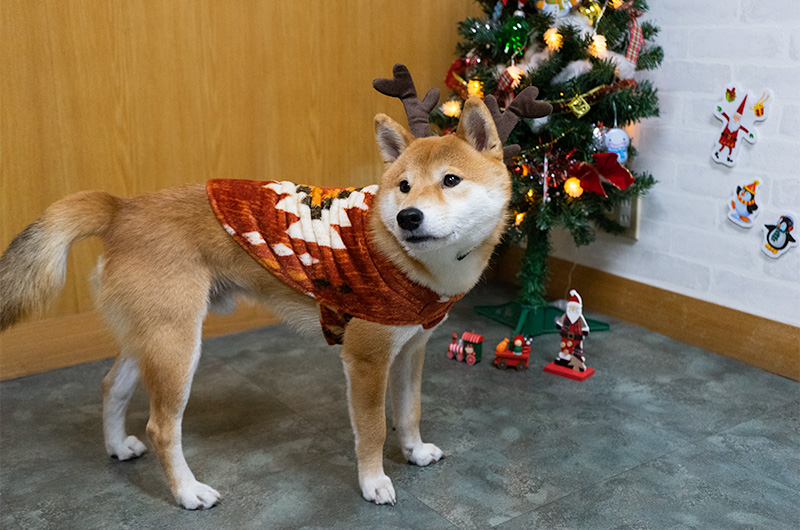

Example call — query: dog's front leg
[340,319,403,505]
[389,328,443,467]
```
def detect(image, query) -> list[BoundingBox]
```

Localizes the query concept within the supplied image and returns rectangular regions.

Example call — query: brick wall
[549,0,800,326]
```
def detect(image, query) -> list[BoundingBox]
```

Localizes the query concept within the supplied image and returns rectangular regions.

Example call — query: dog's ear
[374,113,415,164]
[456,97,503,161]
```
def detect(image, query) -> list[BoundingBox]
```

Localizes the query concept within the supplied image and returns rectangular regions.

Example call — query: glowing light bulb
[441,100,462,118]
[515,212,526,225]
[544,28,563,51]
[564,177,584,198]
[590,34,607,58]
[467,79,484,97]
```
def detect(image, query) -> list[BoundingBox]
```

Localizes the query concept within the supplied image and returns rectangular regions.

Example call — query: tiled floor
[1,284,798,529]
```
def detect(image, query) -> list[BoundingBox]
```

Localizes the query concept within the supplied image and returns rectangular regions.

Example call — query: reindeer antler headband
[373,63,553,163]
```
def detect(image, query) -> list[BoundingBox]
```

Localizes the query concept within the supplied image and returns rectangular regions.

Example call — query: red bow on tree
[569,152,635,198]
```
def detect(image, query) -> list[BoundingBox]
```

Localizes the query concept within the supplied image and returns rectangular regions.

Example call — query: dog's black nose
[397,208,424,231]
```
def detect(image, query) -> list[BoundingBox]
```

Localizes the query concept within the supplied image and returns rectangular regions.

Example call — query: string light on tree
[468,79,484,97]
[442,100,462,118]
[564,177,584,198]
[589,34,607,58]
[544,27,563,51]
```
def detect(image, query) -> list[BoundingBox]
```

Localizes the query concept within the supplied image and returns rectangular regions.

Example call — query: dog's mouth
[405,234,439,244]
[402,231,455,246]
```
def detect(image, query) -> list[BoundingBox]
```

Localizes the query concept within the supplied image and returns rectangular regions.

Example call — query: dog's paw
[176,481,221,510]
[108,435,148,461]
[360,474,396,505]
[403,442,444,467]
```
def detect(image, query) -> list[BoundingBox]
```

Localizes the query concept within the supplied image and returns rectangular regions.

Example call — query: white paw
[360,474,396,505]
[108,435,148,461]
[404,442,444,467]
[176,481,221,510]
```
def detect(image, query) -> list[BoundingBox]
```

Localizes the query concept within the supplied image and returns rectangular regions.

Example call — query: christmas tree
[431,0,662,322]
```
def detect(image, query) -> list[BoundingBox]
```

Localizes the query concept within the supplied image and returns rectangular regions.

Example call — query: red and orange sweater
[207,179,463,345]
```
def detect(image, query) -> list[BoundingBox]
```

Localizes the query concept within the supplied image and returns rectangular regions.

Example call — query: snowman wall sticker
[712,84,771,167]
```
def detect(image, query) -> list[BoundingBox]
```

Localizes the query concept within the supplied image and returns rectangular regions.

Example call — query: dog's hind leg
[137,315,220,510]
[102,354,147,460]
[389,328,443,467]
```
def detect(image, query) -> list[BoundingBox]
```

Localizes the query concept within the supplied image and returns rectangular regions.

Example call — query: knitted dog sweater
[207,179,463,345]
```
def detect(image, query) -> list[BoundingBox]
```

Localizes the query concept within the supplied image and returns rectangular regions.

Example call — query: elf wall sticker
[712,84,771,167]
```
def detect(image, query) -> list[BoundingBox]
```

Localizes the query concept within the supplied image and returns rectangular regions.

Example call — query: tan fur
[0,97,510,509]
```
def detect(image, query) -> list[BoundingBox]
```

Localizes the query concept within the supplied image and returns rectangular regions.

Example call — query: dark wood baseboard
[490,247,799,381]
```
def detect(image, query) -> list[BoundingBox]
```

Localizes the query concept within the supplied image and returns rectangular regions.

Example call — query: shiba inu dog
[0,65,550,509]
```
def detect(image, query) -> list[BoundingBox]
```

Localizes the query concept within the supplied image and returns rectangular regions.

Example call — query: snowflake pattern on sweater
[207,179,463,345]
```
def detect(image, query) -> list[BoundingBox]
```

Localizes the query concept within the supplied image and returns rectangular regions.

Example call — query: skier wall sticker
[712,84,771,167]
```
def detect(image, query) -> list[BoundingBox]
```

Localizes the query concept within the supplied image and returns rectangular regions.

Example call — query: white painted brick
[790,29,800,60]
[547,0,798,326]
[649,61,732,93]
[771,177,800,210]
[712,269,800,326]
[742,0,800,24]
[633,251,712,292]
[671,226,761,269]
[687,27,786,61]
[654,25,689,60]
[674,162,734,200]
[648,1,738,26]
[749,137,800,175]
[731,65,800,101]
[779,104,800,137]
[647,190,719,228]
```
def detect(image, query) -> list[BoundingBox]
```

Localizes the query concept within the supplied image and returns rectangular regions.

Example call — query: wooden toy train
[447,332,484,365]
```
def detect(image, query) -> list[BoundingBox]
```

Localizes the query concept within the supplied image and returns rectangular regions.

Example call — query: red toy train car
[493,334,530,371]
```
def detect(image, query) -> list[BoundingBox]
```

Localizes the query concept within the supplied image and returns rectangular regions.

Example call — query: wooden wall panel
[0,0,480,319]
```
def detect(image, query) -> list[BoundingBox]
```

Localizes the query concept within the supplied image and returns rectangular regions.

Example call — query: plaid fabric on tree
[626,18,645,63]
[496,69,519,93]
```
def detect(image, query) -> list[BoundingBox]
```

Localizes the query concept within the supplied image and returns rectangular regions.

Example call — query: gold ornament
[567,94,591,117]
[579,1,602,24]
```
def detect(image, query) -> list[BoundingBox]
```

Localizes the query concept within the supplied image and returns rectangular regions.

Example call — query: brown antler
[485,86,553,163]
[373,64,439,138]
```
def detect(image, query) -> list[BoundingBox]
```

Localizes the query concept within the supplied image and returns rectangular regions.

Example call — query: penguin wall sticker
[712,84,771,167]
[761,213,797,259]
[727,180,761,228]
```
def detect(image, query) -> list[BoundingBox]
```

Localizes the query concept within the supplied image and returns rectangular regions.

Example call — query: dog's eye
[443,174,462,188]
[399,180,411,193]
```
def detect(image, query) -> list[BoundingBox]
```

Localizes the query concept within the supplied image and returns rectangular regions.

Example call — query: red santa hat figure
[555,289,590,371]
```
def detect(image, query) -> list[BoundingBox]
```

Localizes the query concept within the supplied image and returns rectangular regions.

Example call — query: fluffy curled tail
[0,191,121,331]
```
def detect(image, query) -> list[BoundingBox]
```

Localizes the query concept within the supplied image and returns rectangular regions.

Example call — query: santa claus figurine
[553,290,590,371]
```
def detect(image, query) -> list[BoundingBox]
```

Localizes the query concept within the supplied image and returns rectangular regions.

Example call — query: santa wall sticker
[712,84,771,167]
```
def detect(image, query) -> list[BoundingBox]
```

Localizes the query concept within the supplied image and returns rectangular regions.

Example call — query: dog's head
[372,97,511,258]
